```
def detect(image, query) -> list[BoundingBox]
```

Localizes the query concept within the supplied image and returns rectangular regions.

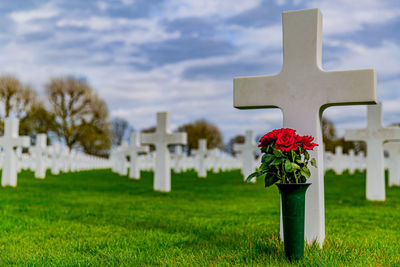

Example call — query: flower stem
[291,150,299,183]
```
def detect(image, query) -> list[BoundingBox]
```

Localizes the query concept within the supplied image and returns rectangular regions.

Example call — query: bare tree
[178,119,224,152]
[46,77,111,155]
[112,117,132,146]
[0,75,38,134]
[20,101,56,138]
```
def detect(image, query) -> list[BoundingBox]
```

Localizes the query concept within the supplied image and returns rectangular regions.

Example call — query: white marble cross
[33,134,47,179]
[0,118,30,186]
[197,139,208,178]
[117,141,129,176]
[356,151,366,171]
[173,145,183,173]
[50,142,61,175]
[384,142,400,187]
[333,146,345,175]
[61,148,70,172]
[141,112,187,192]
[348,149,356,174]
[345,103,400,200]
[128,132,149,179]
[69,149,77,172]
[233,9,376,246]
[233,130,258,182]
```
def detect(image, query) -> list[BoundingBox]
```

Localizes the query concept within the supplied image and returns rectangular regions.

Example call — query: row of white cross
[110,109,400,194]
[111,116,400,194]
[110,112,244,191]
[325,144,400,187]
[111,144,242,177]
[0,118,111,186]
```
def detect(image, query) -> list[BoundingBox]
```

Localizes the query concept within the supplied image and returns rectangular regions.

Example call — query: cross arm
[234,75,282,109]
[322,69,376,108]
[166,132,187,145]
[251,145,260,152]
[20,136,30,147]
[10,136,30,147]
[379,128,400,141]
[344,129,368,142]
[141,133,157,145]
[233,143,244,152]
[137,146,149,153]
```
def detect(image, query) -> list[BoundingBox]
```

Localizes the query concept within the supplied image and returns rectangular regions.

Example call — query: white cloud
[57,17,130,31]
[228,24,282,51]
[97,1,108,11]
[307,0,400,35]
[163,0,262,19]
[324,41,400,77]
[56,17,180,44]
[10,3,59,24]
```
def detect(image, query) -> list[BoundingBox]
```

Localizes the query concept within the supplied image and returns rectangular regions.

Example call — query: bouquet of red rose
[247,128,318,186]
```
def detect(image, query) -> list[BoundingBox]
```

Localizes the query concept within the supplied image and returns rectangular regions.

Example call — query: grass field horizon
[0,169,398,266]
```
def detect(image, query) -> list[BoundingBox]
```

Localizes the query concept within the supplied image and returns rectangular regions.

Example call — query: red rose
[275,128,299,151]
[259,131,277,147]
[298,135,318,150]
[258,128,297,147]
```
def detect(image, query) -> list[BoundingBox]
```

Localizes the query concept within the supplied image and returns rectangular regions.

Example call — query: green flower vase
[276,183,311,261]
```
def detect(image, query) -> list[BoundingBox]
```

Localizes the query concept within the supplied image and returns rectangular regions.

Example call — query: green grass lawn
[0,169,398,266]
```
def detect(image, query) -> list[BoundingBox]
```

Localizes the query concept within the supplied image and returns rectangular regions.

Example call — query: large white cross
[128,132,149,179]
[141,112,187,192]
[0,118,30,187]
[345,103,400,200]
[233,130,258,183]
[197,139,208,178]
[233,9,376,246]
[33,134,47,179]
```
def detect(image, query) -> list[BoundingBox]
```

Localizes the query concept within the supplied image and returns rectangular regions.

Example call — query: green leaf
[304,150,310,161]
[300,167,311,178]
[262,154,274,165]
[264,174,278,187]
[260,147,267,153]
[273,149,284,157]
[271,158,284,165]
[245,172,258,183]
[284,160,292,172]
[296,159,303,164]
[260,163,267,171]
[291,162,301,170]
[310,158,317,168]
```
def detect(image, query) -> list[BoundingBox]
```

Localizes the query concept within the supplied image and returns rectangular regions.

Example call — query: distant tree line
[0,74,228,157]
[0,75,132,157]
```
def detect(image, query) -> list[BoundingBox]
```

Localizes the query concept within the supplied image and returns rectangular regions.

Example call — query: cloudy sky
[2,0,400,141]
